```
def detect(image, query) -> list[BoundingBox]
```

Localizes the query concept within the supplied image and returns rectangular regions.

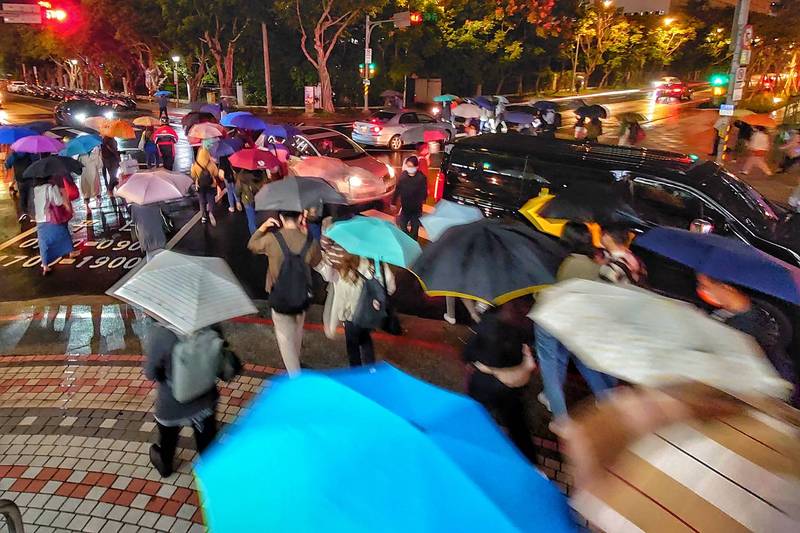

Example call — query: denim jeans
[197,187,215,218]
[225,182,239,209]
[244,202,257,235]
[534,324,616,418]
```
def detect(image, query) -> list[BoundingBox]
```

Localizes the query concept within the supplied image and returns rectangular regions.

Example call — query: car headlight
[348,175,363,187]
[104,111,115,119]
[0,110,7,123]
[75,112,87,123]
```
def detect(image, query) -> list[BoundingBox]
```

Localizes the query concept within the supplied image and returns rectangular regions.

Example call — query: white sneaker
[209,213,217,226]
[443,313,456,325]
[228,206,235,213]
[537,392,551,412]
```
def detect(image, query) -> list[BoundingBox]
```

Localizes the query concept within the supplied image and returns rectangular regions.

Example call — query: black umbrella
[22,121,55,134]
[575,104,608,119]
[532,100,560,111]
[181,111,217,132]
[23,155,83,179]
[410,219,566,305]
[253,176,347,212]
[539,186,642,225]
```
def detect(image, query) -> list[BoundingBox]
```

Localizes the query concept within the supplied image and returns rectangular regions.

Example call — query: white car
[287,126,396,206]
[6,81,26,93]
[352,109,456,151]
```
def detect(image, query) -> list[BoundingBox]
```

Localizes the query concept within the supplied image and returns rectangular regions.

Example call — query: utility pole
[261,22,273,114]
[363,14,376,113]
[718,0,751,163]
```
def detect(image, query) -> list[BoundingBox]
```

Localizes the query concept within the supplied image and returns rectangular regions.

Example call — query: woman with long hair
[32,176,75,276]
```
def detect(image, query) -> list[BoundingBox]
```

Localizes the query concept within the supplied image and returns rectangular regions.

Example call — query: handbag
[46,201,72,225]
[63,179,79,202]
[353,266,388,330]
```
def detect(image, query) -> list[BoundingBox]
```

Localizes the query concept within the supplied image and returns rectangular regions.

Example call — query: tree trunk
[517,74,523,95]
[314,41,334,113]
[599,70,611,88]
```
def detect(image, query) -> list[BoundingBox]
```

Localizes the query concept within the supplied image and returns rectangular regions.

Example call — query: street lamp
[171,55,181,103]
[602,0,613,8]
[663,17,675,26]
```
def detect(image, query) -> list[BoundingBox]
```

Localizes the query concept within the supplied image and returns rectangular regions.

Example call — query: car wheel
[388,135,403,151]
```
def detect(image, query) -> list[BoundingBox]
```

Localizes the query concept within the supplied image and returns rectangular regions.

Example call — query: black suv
[441,134,800,268]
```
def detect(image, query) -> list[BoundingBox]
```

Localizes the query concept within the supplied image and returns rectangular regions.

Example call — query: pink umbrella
[10,135,65,154]
[424,130,448,142]
[229,148,281,172]
[115,172,188,205]
[188,122,225,140]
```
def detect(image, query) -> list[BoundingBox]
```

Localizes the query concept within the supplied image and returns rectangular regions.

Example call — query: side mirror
[689,218,714,234]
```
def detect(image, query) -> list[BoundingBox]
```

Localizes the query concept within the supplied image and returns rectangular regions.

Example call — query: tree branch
[296,0,319,68]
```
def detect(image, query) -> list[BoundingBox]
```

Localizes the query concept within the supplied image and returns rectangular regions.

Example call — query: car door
[398,112,423,144]
[445,148,529,216]
[288,135,320,158]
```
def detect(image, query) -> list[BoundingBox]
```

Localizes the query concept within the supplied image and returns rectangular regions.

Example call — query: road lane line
[0,227,36,251]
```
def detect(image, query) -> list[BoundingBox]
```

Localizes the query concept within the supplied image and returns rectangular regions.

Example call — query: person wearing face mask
[393,155,428,241]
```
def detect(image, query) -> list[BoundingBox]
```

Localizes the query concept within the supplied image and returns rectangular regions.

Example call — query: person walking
[327,252,396,367]
[156,128,177,171]
[574,117,588,140]
[732,120,754,161]
[77,146,103,207]
[100,134,121,192]
[710,115,728,157]
[141,127,159,168]
[191,147,221,226]
[618,120,644,146]
[130,203,167,261]
[247,211,322,375]
[444,296,482,325]
[599,223,647,286]
[235,168,264,235]
[218,154,241,213]
[393,156,427,241]
[463,297,538,463]
[741,125,773,176]
[586,117,603,142]
[144,323,240,478]
[5,151,35,221]
[156,94,169,121]
[32,177,74,276]
[533,222,617,424]
[778,128,800,173]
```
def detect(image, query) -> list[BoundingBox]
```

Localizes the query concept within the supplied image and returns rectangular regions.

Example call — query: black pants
[159,106,169,120]
[467,371,538,463]
[159,147,174,171]
[17,180,32,216]
[780,155,800,172]
[156,415,217,468]
[711,134,721,156]
[398,209,421,241]
[102,161,119,191]
[344,321,375,367]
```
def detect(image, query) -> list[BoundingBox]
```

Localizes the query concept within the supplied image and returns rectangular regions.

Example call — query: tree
[202,16,247,96]
[571,4,627,87]
[647,18,698,68]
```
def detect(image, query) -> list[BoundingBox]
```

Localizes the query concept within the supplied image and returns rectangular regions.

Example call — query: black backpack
[269,232,313,314]
[197,164,214,188]
[352,264,389,330]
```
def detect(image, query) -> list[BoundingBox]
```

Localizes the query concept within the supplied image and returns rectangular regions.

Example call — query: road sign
[364,47,372,65]
[742,24,753,50]
[2,3,42,23]
[732,87,743,102]
[719,104,735,116]
[2,3,40,12]
[740,49,751,66]
[735,66,747,83]
[392,11,410,28]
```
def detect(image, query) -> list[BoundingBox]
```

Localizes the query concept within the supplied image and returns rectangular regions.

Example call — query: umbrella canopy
[45,125,99,140]
[83,116,109,132]
[0,126,37,144]
[258,123,299,141]
[494,95,509,104]
[472,96,495,110]
[532,100,560,111]
[537,187,640,223]
[195,363,576,533]
[530,279,789,397]
[22,155,82,179]
[102,120,135,139]
[420,200,483,242]
[188,122,225,140]
[208,138,244,159]
[326,216,422,268]
[635,227,800,304]
[153,124,179,140]
[411,218,564,304]
[115,170,193,205]
[504,111,535,125]
[199,103,221,117]
[132,116,162,127]
[742,114,777,128]
[153,90,172,97]
[452,103,482,119]
[108,251,257,335]
[11,135,65,154]
[380,89,403,98]
[254,176,347,212]
[219,111,254,127]
[21,121,54,133]
[423,129,448,142]
[223,114,267,131]
[181,111,217,130]
[433,94,459,102]
[617,112,647,123]
[59,134,102,157]
[229,148,281,172]
[575,104,608,119]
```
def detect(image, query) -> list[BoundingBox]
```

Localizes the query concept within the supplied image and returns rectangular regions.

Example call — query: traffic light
[368,63,376,77]
[423,11,438,23]
[358,63,366,78]
[710,74,729,87]
[410,11,423,25]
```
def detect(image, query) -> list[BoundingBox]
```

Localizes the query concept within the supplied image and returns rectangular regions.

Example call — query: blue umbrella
[421,200,484,241]
[0,126,38,144]
[153,90,172,97]
[504,111,535,125]
[59,134,102,156]
[219,111,254,127]
[472,96,495,110]
[195,363,576,533]
[635,227,800,304]
[223,114,267,131]
[260,123,299,140]
[199,103,221,117]
[325,216,422,268]
[208,137,244,158]
[21,121,54,134]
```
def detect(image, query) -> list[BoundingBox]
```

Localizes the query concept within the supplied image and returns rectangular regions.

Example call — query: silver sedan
[352,109,456,151]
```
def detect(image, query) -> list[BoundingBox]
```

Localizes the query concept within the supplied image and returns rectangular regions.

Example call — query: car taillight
[672,87,682,93]
[433,170,446,202]
[370,125,382,134]
[352,122,358,130]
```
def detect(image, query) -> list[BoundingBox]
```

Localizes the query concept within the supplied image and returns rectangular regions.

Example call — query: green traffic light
[710,74,729,86]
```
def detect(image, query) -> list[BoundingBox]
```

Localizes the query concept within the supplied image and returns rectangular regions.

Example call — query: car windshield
[712,170,780,231]
[309,134,365,160]
[370,111,396,123]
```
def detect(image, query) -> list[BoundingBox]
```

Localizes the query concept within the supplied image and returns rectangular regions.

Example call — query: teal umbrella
[59,134,102,157]
[434,94,459,102]
[325,216,422,268]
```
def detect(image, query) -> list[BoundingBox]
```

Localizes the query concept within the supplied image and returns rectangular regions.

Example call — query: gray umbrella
[254,176,347,212]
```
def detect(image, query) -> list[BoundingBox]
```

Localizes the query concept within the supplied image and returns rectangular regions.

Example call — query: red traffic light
[410,11,422,25]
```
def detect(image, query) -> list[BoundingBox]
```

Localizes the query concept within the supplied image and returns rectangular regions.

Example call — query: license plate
[360,126,368,133]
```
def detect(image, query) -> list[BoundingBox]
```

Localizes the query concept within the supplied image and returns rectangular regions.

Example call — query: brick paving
[0,304,573,532]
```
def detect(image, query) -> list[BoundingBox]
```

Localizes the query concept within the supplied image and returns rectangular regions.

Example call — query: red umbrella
[424,130,448,142]
[229,149,281,172]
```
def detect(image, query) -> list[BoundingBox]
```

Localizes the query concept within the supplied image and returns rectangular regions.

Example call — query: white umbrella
[115,171,192,205]
[132,169,193,195]
[452,103,482,119]
[530,279,789,398]
[108,251,257,335]
[288,156,348,179]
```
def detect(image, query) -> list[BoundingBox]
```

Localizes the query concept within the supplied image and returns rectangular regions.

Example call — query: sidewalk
[0,298,575,532]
